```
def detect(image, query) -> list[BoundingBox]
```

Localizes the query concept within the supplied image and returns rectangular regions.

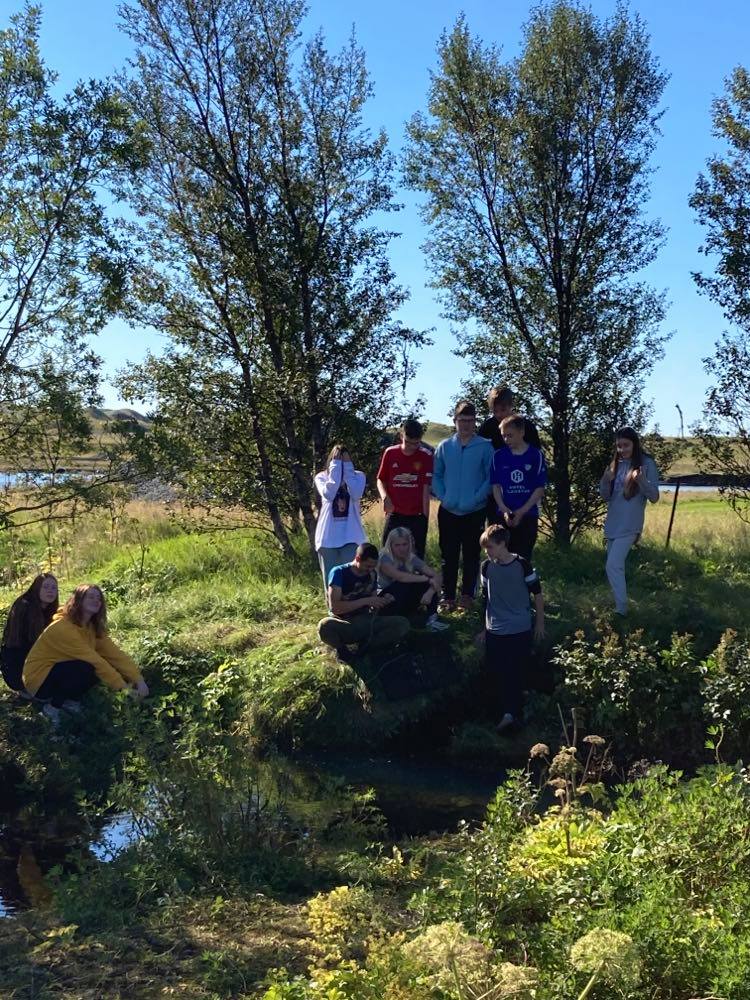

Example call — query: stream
[0,752,504,917]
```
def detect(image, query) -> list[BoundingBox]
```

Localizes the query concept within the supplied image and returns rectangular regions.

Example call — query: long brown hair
[62,584,108,637]
[2,573,58,647]
[609,427,645,500]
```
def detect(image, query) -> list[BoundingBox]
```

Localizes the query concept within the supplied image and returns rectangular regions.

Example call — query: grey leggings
[605,533,638,614]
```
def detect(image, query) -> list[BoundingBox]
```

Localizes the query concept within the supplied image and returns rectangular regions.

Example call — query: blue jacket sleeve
[469,443,493,508]
[432,443,447,500]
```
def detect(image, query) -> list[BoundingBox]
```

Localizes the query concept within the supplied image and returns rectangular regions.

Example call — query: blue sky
[10,0,750,432]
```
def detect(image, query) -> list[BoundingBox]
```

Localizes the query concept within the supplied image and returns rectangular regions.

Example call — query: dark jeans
[35,660,97,707]
[380,579,439,617]
[438,506,486,600]
[504,514,539,560]
[485,630,532,720]
[485,496,502,527]
[1,647,26,692]
[382,512,428,559]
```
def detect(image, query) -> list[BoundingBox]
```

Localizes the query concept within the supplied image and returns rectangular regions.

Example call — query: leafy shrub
[701,629,750,760]
[557,625,703,763]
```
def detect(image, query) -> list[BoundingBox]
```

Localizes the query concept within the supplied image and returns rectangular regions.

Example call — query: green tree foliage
[406,2,668,544]
[116,0,424,555]
[0,4,147,530]
[691,67,750,519]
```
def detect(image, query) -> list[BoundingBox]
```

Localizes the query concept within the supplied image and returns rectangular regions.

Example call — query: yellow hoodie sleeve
[23,618,141,695]
[94,634,143,686]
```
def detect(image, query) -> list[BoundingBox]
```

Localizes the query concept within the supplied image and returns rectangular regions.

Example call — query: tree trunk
[551,413,572,547]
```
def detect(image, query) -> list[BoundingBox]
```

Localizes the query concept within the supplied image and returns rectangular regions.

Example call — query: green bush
[557,624,703,764]
[701,629,750,761]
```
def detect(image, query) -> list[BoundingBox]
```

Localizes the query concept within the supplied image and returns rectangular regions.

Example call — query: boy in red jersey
[376,418,433,558]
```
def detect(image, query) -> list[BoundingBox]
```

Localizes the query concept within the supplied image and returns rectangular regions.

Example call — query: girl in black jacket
[1,574,58,693]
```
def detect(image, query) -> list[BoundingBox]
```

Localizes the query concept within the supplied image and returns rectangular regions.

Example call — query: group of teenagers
[0,385,659,734]
[314,385,660,731]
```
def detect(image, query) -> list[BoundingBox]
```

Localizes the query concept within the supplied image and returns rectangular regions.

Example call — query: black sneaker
[335,647,357,665]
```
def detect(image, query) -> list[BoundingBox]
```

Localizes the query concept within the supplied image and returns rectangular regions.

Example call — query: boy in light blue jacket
[432,400,494,609]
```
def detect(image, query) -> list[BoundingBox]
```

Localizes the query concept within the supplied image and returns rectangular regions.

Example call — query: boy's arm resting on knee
[329,585,375,617]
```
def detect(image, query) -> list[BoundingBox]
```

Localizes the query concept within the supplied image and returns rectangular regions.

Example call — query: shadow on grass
[535,536,750,656]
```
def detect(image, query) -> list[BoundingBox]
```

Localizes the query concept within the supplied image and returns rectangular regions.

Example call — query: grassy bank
[1,494,750,996]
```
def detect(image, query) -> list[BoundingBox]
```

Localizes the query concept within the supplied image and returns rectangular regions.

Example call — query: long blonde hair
[380,526,419,571]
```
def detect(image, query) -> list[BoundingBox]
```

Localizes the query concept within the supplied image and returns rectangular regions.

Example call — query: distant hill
[86,406,151,426]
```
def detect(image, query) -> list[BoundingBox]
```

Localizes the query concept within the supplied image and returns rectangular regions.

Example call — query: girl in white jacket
[314,445,367,597]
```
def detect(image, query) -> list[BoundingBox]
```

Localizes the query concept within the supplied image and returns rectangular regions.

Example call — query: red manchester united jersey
[376,444,434,516]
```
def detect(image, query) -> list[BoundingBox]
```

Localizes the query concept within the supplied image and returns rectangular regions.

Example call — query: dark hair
[610,426,645,500]
[500,414,526,433]
[488,386,514,410]
[355,542,379,562]
[480,524,510,547]
[402,418,423,440]
[454,399,476,418]
[62,584,108,637]
[2,573,58,648]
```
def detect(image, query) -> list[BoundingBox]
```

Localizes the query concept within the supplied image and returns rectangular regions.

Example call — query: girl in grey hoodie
[598,427,660,615]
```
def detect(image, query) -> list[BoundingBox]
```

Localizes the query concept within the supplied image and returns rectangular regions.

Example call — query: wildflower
[402,922,495,996]
[570,928,641,989]
[529,743,550,758]
[549,747,582,779]
[582,735,606,746]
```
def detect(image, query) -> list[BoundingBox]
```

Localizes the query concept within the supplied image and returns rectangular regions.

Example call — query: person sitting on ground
[491,414,547,559]
[475,524,545,734]
[377,527,449,631]
[314,444,367,601]
[376,418,434,558]
[23,584,149,724]
[318,542,411,664]
[1,574,59,695]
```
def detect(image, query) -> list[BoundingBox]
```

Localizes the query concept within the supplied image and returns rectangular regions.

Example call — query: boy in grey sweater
[475,524,545,732]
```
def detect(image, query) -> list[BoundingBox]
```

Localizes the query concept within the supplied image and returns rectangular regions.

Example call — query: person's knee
[318,618,336,647]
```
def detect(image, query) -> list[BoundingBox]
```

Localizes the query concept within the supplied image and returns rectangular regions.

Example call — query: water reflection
[0,809,138,917]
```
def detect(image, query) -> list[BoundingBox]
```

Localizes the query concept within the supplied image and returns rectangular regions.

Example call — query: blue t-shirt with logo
[490,445,547,517]
[327,562,376,617]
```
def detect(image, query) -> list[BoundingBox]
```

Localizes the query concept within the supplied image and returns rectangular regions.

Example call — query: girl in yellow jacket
[23,584,148,720]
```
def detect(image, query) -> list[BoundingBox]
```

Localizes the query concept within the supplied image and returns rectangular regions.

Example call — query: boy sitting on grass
[475,524,545,732]
[318,542,411,664]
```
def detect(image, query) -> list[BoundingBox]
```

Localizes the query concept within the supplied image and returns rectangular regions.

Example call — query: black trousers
[485,630,532,720]
[504,514,539,560]
[437,506,486,600]
[382,512,428,559]
[1,647,26,692]
[35,660,97,707]
[380,579,439,617]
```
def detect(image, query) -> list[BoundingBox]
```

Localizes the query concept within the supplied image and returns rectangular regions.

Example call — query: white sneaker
[425,613,450,632]
[42,703,61,728]
[497,712,515,733]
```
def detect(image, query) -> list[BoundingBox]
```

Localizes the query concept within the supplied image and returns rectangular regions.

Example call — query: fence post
[665,480,680,549]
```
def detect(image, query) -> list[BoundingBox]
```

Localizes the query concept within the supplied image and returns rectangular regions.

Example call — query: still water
[0,753,503,917]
